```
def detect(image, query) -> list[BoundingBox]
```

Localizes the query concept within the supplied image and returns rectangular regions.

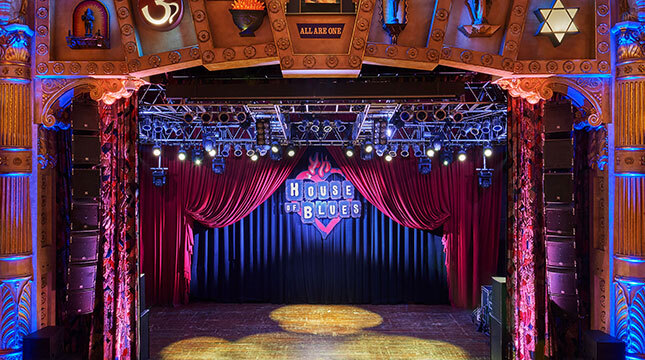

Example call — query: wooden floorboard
[149,303,490,359]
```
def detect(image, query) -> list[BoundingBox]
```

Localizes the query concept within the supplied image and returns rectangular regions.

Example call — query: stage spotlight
[413,144,423,157]
[193,149,204,166]
[258,148,268,156]
[426,147,435,157]
[250,153,259,162]
[415,110,428,122]
[201,113,212,124]
[386,126,394,137]
[375,146,386,157]
[481,120,491,134]
[246,145,256,157]
[203,136,215,153]
[240,117,252,130]
[478,169,493,188]
[152,168,167,187]
[361,144,373,160]
[233,144,243,157]
[363,141,374,154]
[235,112,247,122]
[310,119,320,133]
[221,144,231,157]
[388,145,398,158]
[452,112,463,122]
[440,149,453,166]
[470,123,481,135]
[323,120,332,133]
[433,139,442,151]
[271,141,281,154]
[457,148,467,162]
[208,148,217,157]
[270,149,282,161]
[183,113,193,124]
[384,154,393,162]
[345,146,355,157]
[286,145,296,158]
[178,148,187,161]
[434,109,447,121]
[218,112,230,122]
[400,145,410,157]
[492,118,504,132]
[483,144,493,157]
[152,144,162,157]
[212,157,225,174]
[399,110,412,122]
[418,158,432,174]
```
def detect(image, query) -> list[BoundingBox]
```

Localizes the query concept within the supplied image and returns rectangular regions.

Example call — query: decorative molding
[496,76,609,126]
[615,148,645,174]
[37,77,146,127]
[615,278,645,357]
[0,278,31,357]
[0,149,31,174]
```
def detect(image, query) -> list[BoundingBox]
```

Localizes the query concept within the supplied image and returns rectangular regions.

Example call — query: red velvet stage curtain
[140,148,304,305]
[507,97,550,359]
[328,147,503,308]
[91,95,139,360]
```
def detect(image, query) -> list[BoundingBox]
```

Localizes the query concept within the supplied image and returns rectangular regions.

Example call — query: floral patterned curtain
[507,97,551,359]
[91,95,139,360]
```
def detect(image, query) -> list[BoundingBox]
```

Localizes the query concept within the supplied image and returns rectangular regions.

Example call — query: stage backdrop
[189,149,449,304]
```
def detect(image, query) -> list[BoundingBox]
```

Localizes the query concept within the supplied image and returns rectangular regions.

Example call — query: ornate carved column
[612,20,645,357]
[0,3,33,358]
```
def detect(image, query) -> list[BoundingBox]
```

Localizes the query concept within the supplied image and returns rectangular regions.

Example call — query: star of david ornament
[534,0,579,46]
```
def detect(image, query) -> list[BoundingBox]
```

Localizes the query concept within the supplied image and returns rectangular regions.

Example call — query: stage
[149,303,489,359]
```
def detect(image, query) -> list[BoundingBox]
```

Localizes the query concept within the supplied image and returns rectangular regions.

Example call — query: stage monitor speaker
[547,268,577,296]
[71,102,99,131]
[583,330,626,360]
[544,173,574,203]
[546,238,576,267]
[550,294,578,314]
[72,135,101,165]
[71,202,99,231]
[72,169,100,199]
[544,139,573,170]
[70,233,98,263]
[140,308,150,360]
[67,288,95,315]
[140,273,147,311]
[545,206,575,235]
[68,264,97,290]
[543,102,573,133]
[22,326,63,360]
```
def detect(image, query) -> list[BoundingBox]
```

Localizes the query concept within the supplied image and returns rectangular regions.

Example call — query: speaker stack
[67,98,101,316]
[543,101,578,315]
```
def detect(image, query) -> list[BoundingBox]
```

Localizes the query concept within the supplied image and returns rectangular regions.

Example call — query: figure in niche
[82,9,95,37]
[380,0,407,44]
[66,0,110,49]
[459,0,500,37]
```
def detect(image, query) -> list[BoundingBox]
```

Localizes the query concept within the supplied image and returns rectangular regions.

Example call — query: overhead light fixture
[323,120,333,133]
[208,149,217,157]
[271,141,281,154]
[212,157,225,174]
[246,145,256,157]
[413,144,423,157]
[400,145,410,157]
[193,149,204,166]
[233,144,243,157]
[183,113,193,124]
[286,145,296,158]
[441,149,453,166]
[152,144,162,157]
[457,148,467,162]
[250,153,259,162]
[151,168,167,187]
[178,148,187,161]
[399,110,412,122]
[363,141,374,154]
[418,158,432,174]
[221,144,231,157]
[478,169,493,188]
[384,154,393,162]
[426,147,435,157]
[415,110,428,122]
[433,140,442,151]
[483,145,493,157]
[218,112,230,122]
[434,109,447,121]
[345,146,355,157]
[201,113,212,124]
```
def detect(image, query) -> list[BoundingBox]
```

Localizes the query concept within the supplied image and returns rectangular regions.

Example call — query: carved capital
[0,23,33,67]
[495,77,554,104]
[613,21,645,63]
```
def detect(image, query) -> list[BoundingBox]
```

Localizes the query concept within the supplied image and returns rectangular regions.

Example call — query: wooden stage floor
[150,303,490,359]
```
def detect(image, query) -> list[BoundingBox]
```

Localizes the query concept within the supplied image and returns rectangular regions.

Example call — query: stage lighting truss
[138,83,507,151]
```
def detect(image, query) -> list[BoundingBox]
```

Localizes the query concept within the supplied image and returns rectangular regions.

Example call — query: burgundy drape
[140,148,304,305]
[328,148,503,308]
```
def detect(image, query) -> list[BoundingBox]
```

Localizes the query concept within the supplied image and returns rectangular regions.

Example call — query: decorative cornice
[495,77,553,104]
[37,77,147,127]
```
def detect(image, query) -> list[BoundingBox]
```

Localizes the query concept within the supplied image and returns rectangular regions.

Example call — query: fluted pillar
[612,21,645,357]
[0,18,33,360]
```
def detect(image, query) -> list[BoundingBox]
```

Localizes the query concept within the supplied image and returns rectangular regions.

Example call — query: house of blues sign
[285,153,361,238]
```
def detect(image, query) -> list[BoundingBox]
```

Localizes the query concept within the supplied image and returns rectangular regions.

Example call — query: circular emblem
[386,46,398,57]
[460,50,473,63]
[70,63,81,74]
[244,46,257,59]
[528,61,541,73]
[281,56,294,69]
[303,55,316,68]
[546,61,558,73]
[563,61,575,73]
[53,63,65,74]
[349,55,362,68]
[481,54,493,66]
[326,55,339,68]
[103,62,115,74]
[406,47,418,59]
[426,49,439,62]
[87,62,98,74]
[135,0,184,31]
